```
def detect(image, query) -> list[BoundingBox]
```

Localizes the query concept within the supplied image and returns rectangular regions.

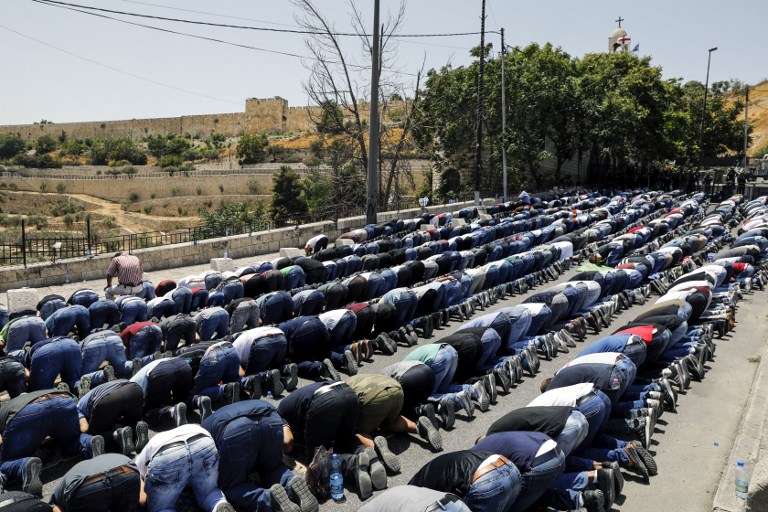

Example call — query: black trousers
[88,382,144,434]
[303,385,360,457]
[398,364,435,420]
[62,467,140,512]
[0,491,52,511]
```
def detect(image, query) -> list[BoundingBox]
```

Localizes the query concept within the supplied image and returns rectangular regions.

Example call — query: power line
[30,0,420,77]
[0,24,241,106]
[33,0,487,38]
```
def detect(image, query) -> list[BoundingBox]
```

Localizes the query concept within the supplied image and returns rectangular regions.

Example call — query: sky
[1,0,766,125]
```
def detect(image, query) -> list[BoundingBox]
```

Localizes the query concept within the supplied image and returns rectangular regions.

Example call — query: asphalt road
[33,261,768,512]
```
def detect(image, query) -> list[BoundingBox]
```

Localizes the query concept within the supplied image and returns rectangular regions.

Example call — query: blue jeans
[510,450,566,512]
[605,358,637,403]
[128,326,163,360]
[4,316,47,353]
[0,358,26,398]
[45,305,91,338]
[69,289,99,308]
[257,292,294,326]
[39,298,66,320]
[219,280,245,305]
[242,334,287,377]
[555,410,590,457]
[89,300,120,330]
[29,337,82,391]
[229,301,260,334]
[197,309,230,341]
[194,343,241,400]
[464,460,521,512]
[477,328,501,372]
[212,408,293,512]
[573,391,611,449]
[81,331,130,383]
[548,471,587,510]
[171,287,193,315]
[0,396,93,484]
[119,298,148,325]
[145,435,226,512]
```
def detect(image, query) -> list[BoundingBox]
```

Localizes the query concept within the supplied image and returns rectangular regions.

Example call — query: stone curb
[712,330,768,511]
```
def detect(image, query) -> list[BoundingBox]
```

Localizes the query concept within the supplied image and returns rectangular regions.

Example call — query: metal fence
[0,197,430,267]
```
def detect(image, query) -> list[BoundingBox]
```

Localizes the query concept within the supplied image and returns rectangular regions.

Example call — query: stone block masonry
[0,200,477,292]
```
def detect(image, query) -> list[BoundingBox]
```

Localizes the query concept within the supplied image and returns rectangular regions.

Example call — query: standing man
[105,253,145,301]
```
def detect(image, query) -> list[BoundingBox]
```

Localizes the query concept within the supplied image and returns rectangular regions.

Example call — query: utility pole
[473,0,486,205]
[500,27,508,202]
[698,47,718,166]
[743,86,750,170]
[366,0,381,224]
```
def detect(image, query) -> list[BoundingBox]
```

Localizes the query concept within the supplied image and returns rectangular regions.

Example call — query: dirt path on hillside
[6,191,199,234]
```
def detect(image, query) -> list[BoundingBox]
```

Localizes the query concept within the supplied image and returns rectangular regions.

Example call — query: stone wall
[0,199,479,291]
[0,97,409,142]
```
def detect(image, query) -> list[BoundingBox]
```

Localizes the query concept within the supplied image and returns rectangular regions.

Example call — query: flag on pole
[632,43,640,53]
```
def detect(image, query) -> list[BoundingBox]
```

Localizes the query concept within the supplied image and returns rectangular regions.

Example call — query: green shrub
[35,135,57,154]
[89,138,147,166]
[63,214,74,228]
[128,192,140,202]
[196,187,203,196]
[236,133,269,164]
[150,193,156,199]
[39,182,48,193]
[8,183,17,191]
[218,183,224,194]
[56,183,66,194]
[143,206,153,214]
[247,179,260,194]
[0,134,26,159]
[159,154,183,168]
[170,188,180,197]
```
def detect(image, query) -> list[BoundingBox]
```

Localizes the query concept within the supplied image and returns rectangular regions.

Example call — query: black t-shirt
[548,363,615,391]
[409,450,492,497]
[52,454,136,507]
[487,406,573,438]
[443,329,483,383]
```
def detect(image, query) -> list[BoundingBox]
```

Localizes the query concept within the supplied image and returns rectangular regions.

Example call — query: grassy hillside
[748,80,768,156]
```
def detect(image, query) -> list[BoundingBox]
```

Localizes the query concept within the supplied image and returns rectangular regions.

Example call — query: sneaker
[343,350,358,376]
[493,365,512,394]
[596,468,615,509]
[364,448,387,491]
[212,502,237,512]
[374,333,398,355]
[113,426,135,456]
[269,368,285,397]
[172,402,188,427]
[270,484,301,512]
[630,441,658,476]
[90,434,105,457]
[198,396,213,421]
[282,363,299,391]
[482,373,497,404]
[56,381,70,393]
[286,477,318,512]
[20,457,42,496]
[78,375,92,398]
[582,490,606,512]
[350,450,374,500]
[373,436,401,474]
[103,364,116,382]
[320,359,341,382]
[135,421,150,452]
[438,399,456,430]
[417,416,443,451]
[472,381,490,412]
[455,389,475,419]
[602,461,624,495]
[405,324,419,345]
[416,403,439,430]
[620,444,649,479]
[244,375,263,398]
[223,382,240,404]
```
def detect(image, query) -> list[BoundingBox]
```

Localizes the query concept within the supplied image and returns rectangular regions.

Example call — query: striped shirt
[106,254,143,286]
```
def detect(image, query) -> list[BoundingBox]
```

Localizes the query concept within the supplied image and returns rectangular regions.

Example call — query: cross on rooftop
[615,16,624,27]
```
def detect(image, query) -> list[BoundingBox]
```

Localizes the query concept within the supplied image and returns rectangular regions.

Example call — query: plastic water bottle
[330,453,345,502]
[735,459,749,500]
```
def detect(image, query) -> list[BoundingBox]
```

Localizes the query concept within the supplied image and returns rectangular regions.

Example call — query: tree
[301,167,333,218]
[0,134,25,159]
[35,135,57,155]
[271,165,307,224]
[89,138,147,165]
[236,133,269,164]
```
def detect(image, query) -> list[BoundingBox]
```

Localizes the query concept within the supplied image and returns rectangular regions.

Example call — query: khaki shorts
[357,386,404,434]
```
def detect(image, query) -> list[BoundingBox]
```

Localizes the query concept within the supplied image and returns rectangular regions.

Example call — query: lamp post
[698,46,718,166]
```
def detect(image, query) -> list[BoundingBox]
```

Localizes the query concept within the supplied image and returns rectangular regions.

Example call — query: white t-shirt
[527,383,595,408]
[134,424,212,477]
[232,326,284,362]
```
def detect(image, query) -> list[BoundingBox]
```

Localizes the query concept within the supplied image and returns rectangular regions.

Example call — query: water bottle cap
[736,459,746,467]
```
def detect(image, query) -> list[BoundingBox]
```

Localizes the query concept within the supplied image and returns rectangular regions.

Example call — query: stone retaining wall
[0,200,480,291]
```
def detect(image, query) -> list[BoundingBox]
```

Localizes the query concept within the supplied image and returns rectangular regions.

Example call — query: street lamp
[698,46,718,166]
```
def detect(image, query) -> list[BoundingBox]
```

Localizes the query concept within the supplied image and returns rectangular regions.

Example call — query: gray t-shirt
[52,454,136,506]
[358,485,470,512]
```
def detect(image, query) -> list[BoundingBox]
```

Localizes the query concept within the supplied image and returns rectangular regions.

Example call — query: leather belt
[155,433,208,456]
[424,493,462,512]
[471,455,510,484]
[576,390,598,407]
[314,381,345,397]
[531,448,560,467]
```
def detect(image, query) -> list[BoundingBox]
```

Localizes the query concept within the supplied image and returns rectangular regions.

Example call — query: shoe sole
[22,458,42,496]
[272,369,285,397]
[355,451,374,500]
[270,484,301,512]
[417,416,443,451]
[373,437,401,474]
[289,476,319,512]
[135,421,149,452]
[365,448,388,491]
